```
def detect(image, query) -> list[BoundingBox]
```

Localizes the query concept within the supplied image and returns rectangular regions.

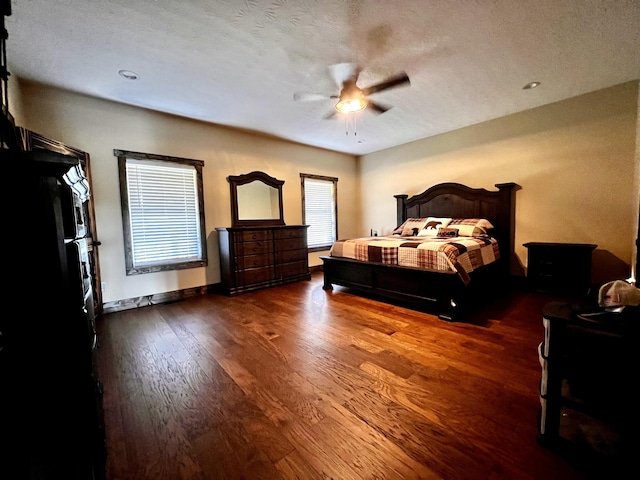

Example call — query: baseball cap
[598,280,640,312]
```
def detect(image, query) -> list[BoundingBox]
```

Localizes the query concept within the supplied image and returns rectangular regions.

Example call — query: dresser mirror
[228,171,285,227]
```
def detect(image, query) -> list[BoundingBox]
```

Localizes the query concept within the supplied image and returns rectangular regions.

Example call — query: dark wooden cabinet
[538,302,636,472]
[18,127,103,318]
[1,149,106,479]
[217,225,310,295]
[524,242,596,298]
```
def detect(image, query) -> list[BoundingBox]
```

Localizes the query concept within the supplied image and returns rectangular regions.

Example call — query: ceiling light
[523,81,541,90]
[335,80,367,114]
[119,70,139,80]
[336,98,367,114]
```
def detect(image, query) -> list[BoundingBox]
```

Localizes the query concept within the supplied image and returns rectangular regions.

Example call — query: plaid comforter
[329,235,500,284]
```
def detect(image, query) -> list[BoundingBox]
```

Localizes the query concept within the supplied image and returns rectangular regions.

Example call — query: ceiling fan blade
[367,100,391,114]
[361,72,410,96]
[323,109,337,120]
[293,92,337,102]
[327,62,359,88]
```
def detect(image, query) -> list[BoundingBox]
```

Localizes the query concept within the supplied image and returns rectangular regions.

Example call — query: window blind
[126,159,202,267]
[303,177,336,248]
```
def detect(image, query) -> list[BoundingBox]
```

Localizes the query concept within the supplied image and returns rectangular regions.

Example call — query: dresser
[217,225,310,295]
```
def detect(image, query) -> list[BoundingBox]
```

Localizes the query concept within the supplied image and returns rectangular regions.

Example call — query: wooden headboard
[394,182,517,273]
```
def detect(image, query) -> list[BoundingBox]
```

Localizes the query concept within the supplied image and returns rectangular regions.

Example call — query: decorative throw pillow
[436,227,459,238]
[393,218,428,236]
[401,227,421,237]
[459,225,489,236]
[449,218,494,236]
[449,218,494,229]
[417,217,453,237]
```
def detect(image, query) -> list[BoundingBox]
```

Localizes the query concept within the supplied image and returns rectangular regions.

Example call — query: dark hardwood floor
[96,272,617,479]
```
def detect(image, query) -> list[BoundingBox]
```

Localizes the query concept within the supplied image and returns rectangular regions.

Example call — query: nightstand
[524,242,596,298]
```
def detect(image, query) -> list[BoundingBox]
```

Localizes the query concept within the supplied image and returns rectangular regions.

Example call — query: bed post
[322,257,333,290]
[494,182,517,276]
[394,194,408,227]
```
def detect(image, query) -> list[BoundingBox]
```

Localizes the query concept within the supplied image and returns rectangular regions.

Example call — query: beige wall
[634,87,640,283]
[16,82,358,303]
[14,79,639,304]
[360,81,639,282]
[6,66,25,127]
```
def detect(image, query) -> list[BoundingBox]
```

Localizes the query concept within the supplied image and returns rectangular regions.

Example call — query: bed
[320,182,517,321]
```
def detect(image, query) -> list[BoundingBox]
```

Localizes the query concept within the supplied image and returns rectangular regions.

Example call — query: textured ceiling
[5,0,640,155]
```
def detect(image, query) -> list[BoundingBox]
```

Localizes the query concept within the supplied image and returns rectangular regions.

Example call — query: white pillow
[417,217,453,237]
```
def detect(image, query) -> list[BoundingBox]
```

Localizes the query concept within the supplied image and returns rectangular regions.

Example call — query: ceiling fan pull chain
[343,113,361,136]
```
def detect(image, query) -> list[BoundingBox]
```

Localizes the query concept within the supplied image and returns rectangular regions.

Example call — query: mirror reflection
[228,171,285,227]
[237,181,280,220]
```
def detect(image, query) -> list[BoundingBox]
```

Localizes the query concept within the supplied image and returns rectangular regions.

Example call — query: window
[115,149,207,275]
[300,174,338,251]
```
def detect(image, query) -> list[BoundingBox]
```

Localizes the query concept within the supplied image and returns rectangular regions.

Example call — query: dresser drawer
[275,248,307,264]
[235,240,273,256]
[275,237,307,251]
[276,260,309,278]
[237,230,272,242]
[237,266,274,285]
[236,253,273,270]
[274,228,306,240]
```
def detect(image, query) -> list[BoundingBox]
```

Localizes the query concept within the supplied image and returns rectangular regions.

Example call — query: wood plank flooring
[96,273,612,479]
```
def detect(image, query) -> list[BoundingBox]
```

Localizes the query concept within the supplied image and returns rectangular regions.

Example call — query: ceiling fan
[294,63,410,119]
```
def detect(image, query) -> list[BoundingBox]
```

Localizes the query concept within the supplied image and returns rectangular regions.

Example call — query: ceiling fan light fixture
[293,66,409,119]
[335,81,367,114]
[335,97,367,114]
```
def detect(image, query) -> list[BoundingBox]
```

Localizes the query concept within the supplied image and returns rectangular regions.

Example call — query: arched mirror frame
[228,171,285,227]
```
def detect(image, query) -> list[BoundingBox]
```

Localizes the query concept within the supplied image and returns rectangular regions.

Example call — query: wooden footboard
[320,255,496,321]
